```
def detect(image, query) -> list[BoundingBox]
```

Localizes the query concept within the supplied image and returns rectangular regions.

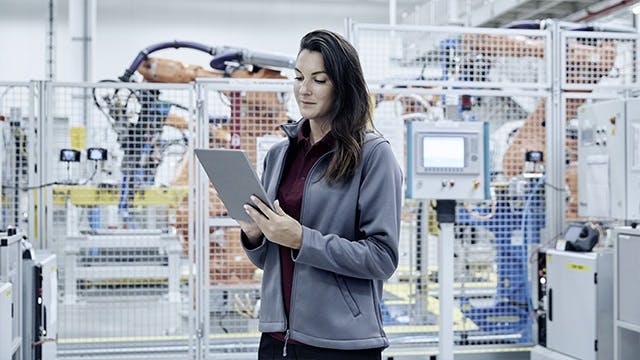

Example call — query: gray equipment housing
[0,230,23,360]
[577,99,640,221]
[0,282,13,360]
[543,249,613,360]
[22,251,57,360]
[612,227,640,360]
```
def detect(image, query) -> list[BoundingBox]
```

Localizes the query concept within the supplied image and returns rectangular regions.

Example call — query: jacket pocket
[334,274,361,317]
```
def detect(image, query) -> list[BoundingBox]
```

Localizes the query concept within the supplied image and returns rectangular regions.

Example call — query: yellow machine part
[52,185,189,206]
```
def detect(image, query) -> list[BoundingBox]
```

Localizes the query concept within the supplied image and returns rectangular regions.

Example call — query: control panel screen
[423,136,465,168]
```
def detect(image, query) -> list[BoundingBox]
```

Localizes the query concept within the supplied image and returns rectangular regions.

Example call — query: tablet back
[195,149,272,222]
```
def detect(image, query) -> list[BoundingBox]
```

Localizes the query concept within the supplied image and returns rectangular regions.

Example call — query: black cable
[79,163,99,185]
[2,181,63,191]
[544,182,566,192]
[2,163,100,190]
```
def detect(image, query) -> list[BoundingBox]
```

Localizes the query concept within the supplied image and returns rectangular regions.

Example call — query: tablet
[195,148,273,222]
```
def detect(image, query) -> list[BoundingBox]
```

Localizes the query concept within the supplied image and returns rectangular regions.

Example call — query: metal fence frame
[196,78,552,357]
[2,22,640,360]
[37,81,197,359]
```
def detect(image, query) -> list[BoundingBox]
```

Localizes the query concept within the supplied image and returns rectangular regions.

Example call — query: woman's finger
[274,200,286,216]
[250,196,276,219]
[243,204,264,225]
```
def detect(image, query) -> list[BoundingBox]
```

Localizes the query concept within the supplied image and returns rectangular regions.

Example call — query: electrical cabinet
[0,282,12,360]
[22,252,57,360]
[612,227,640,360]
[543,249,613,360]
[577,99,640,221]
[0,230,22,359]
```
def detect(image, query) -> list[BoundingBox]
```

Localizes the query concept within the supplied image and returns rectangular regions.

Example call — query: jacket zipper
[282,329,290,357]
[276,141,290,357]
[298,151,333,222]
[281,151,333,357]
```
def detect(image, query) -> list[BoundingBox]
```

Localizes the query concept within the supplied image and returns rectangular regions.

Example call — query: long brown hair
[299,30,371,184]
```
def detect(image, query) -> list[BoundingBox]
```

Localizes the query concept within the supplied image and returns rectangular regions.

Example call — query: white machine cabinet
[22,251,57,360]
[612,227,640,360]
[0,282,12,360]
[577,99,640,221]
[544,249,613,360]
[0,230,22,359]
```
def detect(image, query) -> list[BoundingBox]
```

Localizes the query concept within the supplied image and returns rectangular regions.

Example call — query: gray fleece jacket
[242,121,403,350]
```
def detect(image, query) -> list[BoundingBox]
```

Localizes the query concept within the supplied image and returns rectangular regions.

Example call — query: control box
[22,251,57,360]
[577,99,640,221]
[406,120,489,200]
[536,249,613,360]
[0,282,12,360]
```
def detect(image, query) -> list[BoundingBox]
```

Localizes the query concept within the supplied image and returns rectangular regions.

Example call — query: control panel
[407,120,489,200]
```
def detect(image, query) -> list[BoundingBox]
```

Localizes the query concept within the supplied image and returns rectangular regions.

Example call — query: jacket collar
[280,118,305,139]
[281,118,334,148]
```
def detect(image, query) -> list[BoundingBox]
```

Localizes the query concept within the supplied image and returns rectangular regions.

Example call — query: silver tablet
[195,148,273,222]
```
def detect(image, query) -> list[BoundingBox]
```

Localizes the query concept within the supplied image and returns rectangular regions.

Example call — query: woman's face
[294,49,335,125]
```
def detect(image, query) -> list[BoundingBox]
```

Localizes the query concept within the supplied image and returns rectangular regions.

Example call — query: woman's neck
[308,119,331,145]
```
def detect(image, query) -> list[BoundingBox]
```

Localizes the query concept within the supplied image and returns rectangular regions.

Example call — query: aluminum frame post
[547,21,565,241]
[436,200,456,359]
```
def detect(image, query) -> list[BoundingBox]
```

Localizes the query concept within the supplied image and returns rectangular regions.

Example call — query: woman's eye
[314,79,326,84]
[294,77,303,81]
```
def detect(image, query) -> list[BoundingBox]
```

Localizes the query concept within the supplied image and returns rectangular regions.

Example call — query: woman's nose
[299,81,311,95]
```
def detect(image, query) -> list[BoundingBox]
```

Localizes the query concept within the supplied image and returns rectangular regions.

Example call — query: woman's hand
[236,220,263,245]
[244,196,303,249]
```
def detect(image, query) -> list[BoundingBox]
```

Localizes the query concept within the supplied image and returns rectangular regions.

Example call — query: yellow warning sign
[70,126,86,149]
[566,263,590,272]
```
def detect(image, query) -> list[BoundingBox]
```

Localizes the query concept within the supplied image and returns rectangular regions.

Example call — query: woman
[238,29,403,359]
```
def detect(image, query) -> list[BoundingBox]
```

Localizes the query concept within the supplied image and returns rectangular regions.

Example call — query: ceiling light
[632,3,640,15]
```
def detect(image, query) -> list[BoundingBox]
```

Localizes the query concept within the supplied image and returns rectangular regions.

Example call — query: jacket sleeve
[240,231,268,269]
[292,141,403,280]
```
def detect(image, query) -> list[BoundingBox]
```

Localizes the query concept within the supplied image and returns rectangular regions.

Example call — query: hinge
[196,323,204,339]
[594,273,598,284]
[594,339,598,352]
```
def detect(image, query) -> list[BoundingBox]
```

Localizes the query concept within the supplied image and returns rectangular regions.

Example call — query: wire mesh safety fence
[350,24,553,350]
[351,24,550,89]
[42,82,195,357]
[195,79,548,356]
[194,80,293,356]
[0,82,34,233]
[5,25,640,359]
[561,31,638,91]
[371,87,547,348]
[558,31,638,223]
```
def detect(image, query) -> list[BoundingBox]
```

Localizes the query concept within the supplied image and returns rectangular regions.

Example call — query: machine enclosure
[538,249,613,360]
[22,252,57,360]
[0,282,12,360]
[0,231,23,359]
[577,99,640,221]
[612,227,640,360]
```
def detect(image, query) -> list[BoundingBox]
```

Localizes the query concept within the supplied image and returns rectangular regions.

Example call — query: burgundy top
[268,120,334,343]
